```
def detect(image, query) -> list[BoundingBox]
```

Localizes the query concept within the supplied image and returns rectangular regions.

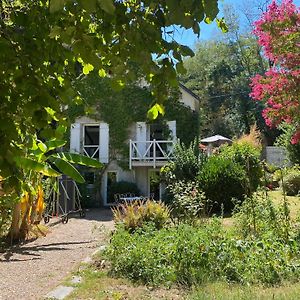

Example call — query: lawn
[67,189,300,300]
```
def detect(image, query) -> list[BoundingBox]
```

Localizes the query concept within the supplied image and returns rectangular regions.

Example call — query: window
[83,125,99,159]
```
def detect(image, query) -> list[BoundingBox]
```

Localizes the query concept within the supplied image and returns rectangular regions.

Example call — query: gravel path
[0,209,114,300]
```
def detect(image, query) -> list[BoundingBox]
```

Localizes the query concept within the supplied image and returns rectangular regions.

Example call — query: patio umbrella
[200,135,232,144]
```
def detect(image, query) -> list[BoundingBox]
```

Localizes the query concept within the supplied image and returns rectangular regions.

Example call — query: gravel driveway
[0,209,114,300]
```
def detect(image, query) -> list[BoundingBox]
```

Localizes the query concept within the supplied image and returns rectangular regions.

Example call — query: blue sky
[174,0,300,49]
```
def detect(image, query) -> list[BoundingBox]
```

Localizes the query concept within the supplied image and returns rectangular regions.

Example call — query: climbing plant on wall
[71,72,198,167]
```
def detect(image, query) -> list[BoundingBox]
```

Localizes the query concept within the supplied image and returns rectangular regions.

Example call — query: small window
[83,125,99,159]
[84,125,99,145]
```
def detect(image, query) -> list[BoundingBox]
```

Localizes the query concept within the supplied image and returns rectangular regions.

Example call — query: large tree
[181,37,268,139]
[0,0,226,190]
[250,0,300,144]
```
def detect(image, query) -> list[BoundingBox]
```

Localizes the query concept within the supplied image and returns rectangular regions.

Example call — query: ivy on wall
[70,72,199,168]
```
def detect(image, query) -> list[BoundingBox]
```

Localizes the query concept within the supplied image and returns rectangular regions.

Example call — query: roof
[179,82,200,101]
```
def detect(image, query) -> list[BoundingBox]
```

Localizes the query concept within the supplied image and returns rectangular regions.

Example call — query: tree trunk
[9,202,22,243]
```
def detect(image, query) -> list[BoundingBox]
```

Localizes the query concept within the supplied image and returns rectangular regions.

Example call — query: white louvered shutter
[70,123,81,153]
[99,122,109,163]
[136,122,147,158]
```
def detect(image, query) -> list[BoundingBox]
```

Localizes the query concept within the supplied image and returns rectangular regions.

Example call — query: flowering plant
[250,0,300,144]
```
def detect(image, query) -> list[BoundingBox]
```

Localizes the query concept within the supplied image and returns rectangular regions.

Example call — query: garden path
[0,209,114,300]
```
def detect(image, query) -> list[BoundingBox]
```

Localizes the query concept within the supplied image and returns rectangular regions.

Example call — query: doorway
[148,170,161,200]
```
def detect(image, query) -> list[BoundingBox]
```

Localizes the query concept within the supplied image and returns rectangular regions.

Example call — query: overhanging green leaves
[53,152,103,168]
[50,157,85,183]
[14,157,60,177]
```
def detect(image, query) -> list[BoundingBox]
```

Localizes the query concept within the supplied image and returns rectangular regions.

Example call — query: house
[69,83,199,206]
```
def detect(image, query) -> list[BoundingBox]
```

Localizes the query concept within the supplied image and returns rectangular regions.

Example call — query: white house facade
[69,84,199,206]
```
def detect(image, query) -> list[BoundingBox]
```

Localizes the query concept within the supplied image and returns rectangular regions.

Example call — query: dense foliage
[166,180,207,224]
[250,0,300,144]
[220,142,263,193]
[106,214,300,286]
[180,34,271,140]
[276,124,300,165]
[161,140,206,183]
[108,181,140,200]
[281,166,300,196]
[0,0,224,191]
[73,75,199,164]
[198,156,246,212]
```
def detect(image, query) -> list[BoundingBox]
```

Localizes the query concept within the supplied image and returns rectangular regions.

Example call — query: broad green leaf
[50,0,65,13]
[53,152,103,168]
[176,62,187,75]
[45,139,66,151]
[14,157,60,177]
[180,45,195,57]
[203,0,219,21]
[38,142,48,153]
[155,103,165,116]
[147,105,158,120]
[83,63,94,75]
[45,107,59,121]
[98,0,115,14]
[51,157,85,183]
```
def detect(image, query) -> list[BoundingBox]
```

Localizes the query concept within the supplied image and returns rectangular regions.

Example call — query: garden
[67,127,300,299]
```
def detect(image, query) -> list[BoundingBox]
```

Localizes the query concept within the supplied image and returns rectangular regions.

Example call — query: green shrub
[220,142,263,193]
[166,180,208,224]
[234,192,290,239]
[161,140,206,183]
[108,181,140,199]
[112,200,171,232]
[281,166,300,196]
[276,123,300,165]
[198,156,246,212]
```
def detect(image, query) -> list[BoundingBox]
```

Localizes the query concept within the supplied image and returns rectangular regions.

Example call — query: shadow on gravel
[83,208,113,222]
[1,240,93,262]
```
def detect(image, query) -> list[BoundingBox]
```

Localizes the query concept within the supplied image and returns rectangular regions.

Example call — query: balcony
[129,139,175,169]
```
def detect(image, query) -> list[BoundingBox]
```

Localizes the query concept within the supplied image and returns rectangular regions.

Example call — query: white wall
[179,87,199,112]
[265,146,289,167]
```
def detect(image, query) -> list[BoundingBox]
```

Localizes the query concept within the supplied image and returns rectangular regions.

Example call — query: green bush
[220,142,263,193]
[112,200,171,232]
[108,181,140,199]
[276,123,300,165]
[106,221,300,286]
[161,140,206,183]
[166,180,208,224]
[281,166,300,196]
[198,156,246,212]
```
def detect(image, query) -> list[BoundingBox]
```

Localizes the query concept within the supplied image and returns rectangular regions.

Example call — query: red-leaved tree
[250,0,300,144]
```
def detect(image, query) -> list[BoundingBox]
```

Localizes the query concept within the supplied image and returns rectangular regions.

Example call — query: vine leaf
[83,63,94,75]
[147,103,165,120]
